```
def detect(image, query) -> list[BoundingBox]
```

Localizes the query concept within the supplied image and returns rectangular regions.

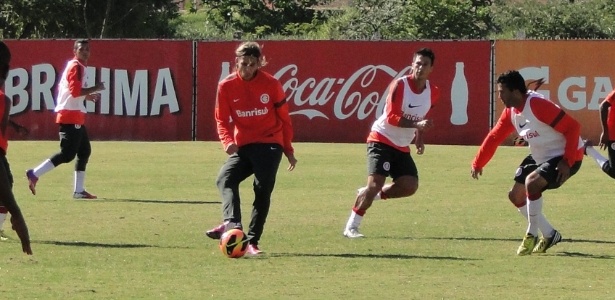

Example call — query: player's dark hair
[236,42,261,58]
[0,41,11,81]
[497,70,528,94]
[74,39,89,51]
[414,48,435,66]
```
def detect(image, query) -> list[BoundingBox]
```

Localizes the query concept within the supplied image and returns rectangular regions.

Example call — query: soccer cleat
[26,169,38,195]
[246,244,263,256]
[73,190,98,199]
[516,233,538,256]
[0,229,8,241]
[205,222,242,240]
[343,227,365,238]
[533,230,563,254]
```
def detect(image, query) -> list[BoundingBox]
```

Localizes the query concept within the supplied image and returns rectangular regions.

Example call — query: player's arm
[471,109,514,176]
[383,79,428,129]
[67,62,103,99]
[214,84,236,154]
[273,82,297,171]
[532,99,581,166]
[599,91,615,149]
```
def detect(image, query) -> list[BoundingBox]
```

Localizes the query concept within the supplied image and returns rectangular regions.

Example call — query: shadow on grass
[269,252,476,260]
[415,237,615,245]
[555,251,614,259]
[91,198,220,205]
[35,240,189,249]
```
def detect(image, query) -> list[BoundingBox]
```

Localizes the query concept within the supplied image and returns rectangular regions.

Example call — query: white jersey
[511,91,582,164]
[370,77,432,147]
[54,59,87,114]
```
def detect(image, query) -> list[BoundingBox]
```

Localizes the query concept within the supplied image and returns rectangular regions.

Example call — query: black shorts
[366,142,418,180]
[514,154,582,190]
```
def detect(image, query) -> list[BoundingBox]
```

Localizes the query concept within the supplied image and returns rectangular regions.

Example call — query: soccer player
[205,42,297,255]
[26,39,105,199]
[0,40,33,254]
[584,88,615,178]
[471,70,584,256]
[343,48,439,238]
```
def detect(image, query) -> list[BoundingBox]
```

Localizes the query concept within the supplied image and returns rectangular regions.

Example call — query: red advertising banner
[495,40,615,143]
[4,40,193,141]
[196,41,492,145]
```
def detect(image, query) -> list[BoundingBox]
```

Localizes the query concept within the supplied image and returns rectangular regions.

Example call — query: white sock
[74,171,86,193]
[345,211,363,231]
[538,214,555,238]
[0,212,6,230]
[33,159,55,177]
[585,146,608,168]
[526,197,543,236]
[517,204,529,220]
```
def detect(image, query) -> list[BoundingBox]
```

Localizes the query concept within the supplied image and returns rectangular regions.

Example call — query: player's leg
[380,149,419,199]
[344,142,389,238]
[246,143,283,253]
[584,139,609,175]
[0,206,8,240]
[206,149,252,239]
[27,124,81,195]
[73,126,96,199]
[0,155,31,254]
[602,141,615,178]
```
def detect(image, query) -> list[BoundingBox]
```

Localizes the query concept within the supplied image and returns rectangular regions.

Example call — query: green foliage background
[2,0,615,40]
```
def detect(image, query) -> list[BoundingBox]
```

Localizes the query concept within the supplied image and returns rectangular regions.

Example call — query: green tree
[321,0,494,40]
[492,0,615,39]
[0,0,180,39]
[198,0,333,37]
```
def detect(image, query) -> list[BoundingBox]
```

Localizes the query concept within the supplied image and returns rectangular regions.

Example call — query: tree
[0,0,180,39]
[198,0,333,37]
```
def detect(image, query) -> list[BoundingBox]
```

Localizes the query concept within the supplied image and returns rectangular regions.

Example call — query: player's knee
[59,150,77,163]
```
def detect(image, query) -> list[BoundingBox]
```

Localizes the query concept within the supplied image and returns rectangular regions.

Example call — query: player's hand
[286,154,297,171]
[225,143,238,155]
[9,120,29,136]
[599,132,608,151]
[415,141,425,155]
[556,160,570,185]
[471,167,482,179]
[10,215,32,255]
[415,119,433,131]
[85,93,101,102]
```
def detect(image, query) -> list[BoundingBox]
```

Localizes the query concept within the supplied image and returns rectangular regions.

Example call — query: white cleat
[343,228,365,238]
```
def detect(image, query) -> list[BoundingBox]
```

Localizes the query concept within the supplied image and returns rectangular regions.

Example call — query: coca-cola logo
[273,64,413,121]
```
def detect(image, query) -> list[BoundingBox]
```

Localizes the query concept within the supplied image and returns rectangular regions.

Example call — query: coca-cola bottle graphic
[219,61,230,82]
[450,62,469,125]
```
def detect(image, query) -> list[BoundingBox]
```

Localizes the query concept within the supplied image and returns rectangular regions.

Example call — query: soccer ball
[219,228,248,258]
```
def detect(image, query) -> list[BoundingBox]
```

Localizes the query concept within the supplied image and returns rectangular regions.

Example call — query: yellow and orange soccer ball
[219,229,248,258]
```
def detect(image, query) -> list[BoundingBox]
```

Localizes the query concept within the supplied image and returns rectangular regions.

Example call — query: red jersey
[473,91,583,169]
[0,90,8,154]
[367,75,440,152]
[215,70,294,155]
[604,89,615,140]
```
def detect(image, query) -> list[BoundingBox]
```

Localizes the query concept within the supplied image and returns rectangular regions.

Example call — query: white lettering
[5,65,179,117]
[31,64,56,111]
[272,63,410,121]
[236,107,269,117]
[151,68,179,115]
[559,77,586,111]
[590,77,613,110]
[6,68,30,114]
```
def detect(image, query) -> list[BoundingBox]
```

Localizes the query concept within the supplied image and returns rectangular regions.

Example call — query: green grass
[2,141,614,299]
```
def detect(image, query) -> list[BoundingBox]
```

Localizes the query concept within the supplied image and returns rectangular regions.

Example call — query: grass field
[1,141,614,299]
